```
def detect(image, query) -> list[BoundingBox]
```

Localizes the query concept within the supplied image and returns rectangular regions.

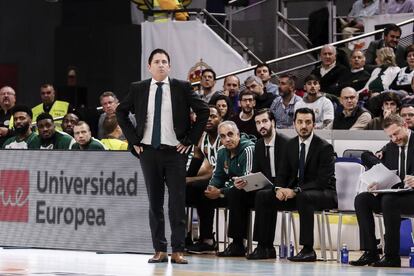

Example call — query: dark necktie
[265,145,271,167]
[298,142,306,185]
[151,82,163,149]
[400,145,406,181]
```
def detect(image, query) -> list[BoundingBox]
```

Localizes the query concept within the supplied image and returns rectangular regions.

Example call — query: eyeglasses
[0,92,15,96]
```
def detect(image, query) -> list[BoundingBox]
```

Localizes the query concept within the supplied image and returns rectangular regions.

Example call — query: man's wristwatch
[292,187,302,193]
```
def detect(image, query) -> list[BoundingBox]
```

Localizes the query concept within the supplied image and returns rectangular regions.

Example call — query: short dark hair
[406,44,414,58]
[254,63,272,75]
[294,107,315,123]
[99,91,118,103]
[102,114,118,137]
[202,68,216,80]
[36,112,54,124]
[208,105,221,118]
[278,73,296,87]
[383,114,404,129]
[304,74,320,84]
[255,108,275,122]
[400,103,414,110]
[239,89,256,100]
[148,48,170,64]
[382,92,401,109]
[384,23,401,36]
[12,105,33,119]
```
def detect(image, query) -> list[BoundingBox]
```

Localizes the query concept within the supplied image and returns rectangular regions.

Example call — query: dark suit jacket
[311,64,349,96]
[365,39,407,68]
[252,132,289,184]
[116,78,209,148]
[276,134,336,192]
[381,131,414,188]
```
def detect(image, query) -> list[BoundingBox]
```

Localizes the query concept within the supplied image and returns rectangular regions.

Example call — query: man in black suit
[350,114,414,268]
[365,24,407,69]
[248,108,337,262]
[116,48,209,264]
[242,108,288,260]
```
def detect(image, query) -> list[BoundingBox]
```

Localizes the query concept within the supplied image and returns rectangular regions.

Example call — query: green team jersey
[3,132,38,149]
[31,131,75,150]
[71,138,106,150]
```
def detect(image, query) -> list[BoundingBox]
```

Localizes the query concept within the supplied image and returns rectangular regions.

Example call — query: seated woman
[390,44,414,95]
[209,94,233,120]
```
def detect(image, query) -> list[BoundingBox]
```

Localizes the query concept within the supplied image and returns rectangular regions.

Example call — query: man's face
[278,77,294,98]
[320,47,336,67]
[74,124,92,146]
[62,113,79,136]
[219,124,240,151]
[350,51,366,70]
[245,81,264,95]
[40,86,55,105]
[304,80,320,96]
[294,113,315,140]
[200,71,216,90]
[384,30,401,48]
[239,95,255,114]
[101,96,118,115]
[0,87,16,110]
[148,53,170,81]
[382,100,398,114]
[216,99,228,118]
[400,106,414,129]
[384,123,408,146]
[205,107,221,133]
[255,112,274,138]
[340,89,358,111]
[255,66,271,83]
[37,118,55,140]
[223,76,240,97]
[14,111,31,134]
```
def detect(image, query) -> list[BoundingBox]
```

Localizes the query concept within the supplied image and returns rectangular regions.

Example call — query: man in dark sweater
[339,50,371,92]
[230,90,260,138]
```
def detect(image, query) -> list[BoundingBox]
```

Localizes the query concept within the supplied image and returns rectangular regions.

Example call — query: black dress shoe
[216,242,246,257]
[349,251,379,266]
[246,246,276,260]
[371,255,401,267]
[287,248,316,262]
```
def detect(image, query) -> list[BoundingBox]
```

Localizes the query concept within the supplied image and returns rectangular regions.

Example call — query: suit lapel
[169,78,178,127]
[139,79,151,114]
[407,131,414,174]
[305,135,317,166]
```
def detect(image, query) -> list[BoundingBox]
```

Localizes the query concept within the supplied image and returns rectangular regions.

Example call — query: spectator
[365,23,407,68]
[365,92,401,130]
[32,112,75,149]
[295,74,334,129]
[386,0,414,13]
[211,75,241,114]
[100,114,128,150]
[62,112,80,137]
[244,75,276,110]
[71,121,106,150]
[230,90,260,138]
[333,87,372,129]
[390,44,414,94]
[363,47,400,95]
[198,69,217,103]
[311,45,349,96]
[340,50,371,92]
[0,86,16,146]
[98,91,135,140]
[210,94,233,120]
[269,74,302,129]
[32,83,72,131]
[400,104,414,130]
[255,63,279,95]
[3,105,37,149]
[341,0,379,33]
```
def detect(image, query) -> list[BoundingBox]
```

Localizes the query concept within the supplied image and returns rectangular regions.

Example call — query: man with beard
[208,121,255,257]
[249,108,337,262]
[269,74,302,129]
[186,106,224,254]
[32,113,75,149]
[71,121,106,150]
[62,113,80,137]
[3,105,38,149]
[0,86,17,146]
[295,74,334,129]
[242,109,288,259]
[210,75,241,114]
[350,114,414,267]
[230,90,260,138]
[400,104,414,130]
[244,75,276,110]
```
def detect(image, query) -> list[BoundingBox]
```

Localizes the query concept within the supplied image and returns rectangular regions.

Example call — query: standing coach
[117,48,209,264]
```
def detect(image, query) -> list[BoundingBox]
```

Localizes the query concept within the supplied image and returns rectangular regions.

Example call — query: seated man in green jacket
[71,121,106,150]
[205,120,255,257]
[32,112,75,149]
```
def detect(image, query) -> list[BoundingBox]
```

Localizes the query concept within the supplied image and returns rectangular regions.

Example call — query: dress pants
[355,191,414,257]
[253,188,337,248]
[186,180,227,240]
[140,146,188,252]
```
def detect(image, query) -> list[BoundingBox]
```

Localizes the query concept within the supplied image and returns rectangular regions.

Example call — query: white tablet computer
[238,172,273,192]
